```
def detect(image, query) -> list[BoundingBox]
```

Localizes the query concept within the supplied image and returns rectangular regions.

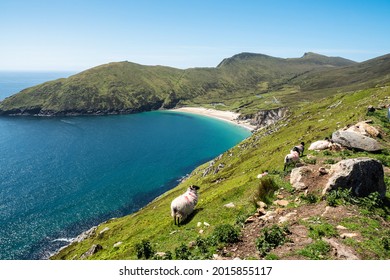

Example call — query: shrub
[255,225,290,257]
[303,157,317,165]
[212,224,240,244]
[308,223,337,239]
[174,243,192,260]
[253,177,279,205]
[298,240,331,260]
[300,193,319,204]
[324,159,336,164]
[135,240,155,260]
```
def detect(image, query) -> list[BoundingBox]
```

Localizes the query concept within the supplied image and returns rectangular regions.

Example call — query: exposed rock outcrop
[323,157,386,197]
[239,107,288,128]
[332,130,383,152]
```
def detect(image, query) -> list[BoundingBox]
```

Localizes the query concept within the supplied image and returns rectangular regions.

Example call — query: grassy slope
[52,83,390,260]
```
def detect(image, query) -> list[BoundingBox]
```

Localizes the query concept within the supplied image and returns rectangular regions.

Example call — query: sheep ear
[191,185,200,190]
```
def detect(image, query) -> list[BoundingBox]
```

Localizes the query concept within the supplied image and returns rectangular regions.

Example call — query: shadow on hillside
[178,208,204,226]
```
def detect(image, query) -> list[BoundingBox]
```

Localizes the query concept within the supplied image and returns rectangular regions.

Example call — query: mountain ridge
[0,51,378,117]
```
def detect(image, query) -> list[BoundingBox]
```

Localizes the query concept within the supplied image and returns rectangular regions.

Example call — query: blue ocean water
[0,73,250,260]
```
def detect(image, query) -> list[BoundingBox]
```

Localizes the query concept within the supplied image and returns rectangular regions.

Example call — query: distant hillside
[0,52,364,116]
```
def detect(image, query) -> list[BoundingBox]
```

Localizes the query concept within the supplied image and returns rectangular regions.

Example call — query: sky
[0,0,389,71]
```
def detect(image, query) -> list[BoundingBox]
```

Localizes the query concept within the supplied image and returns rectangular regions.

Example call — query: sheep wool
[308,140,331,151]
[171,185,200,225]
[284,150,300,171]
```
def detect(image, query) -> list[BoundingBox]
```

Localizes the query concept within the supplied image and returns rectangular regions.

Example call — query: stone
[345,121,380,138]
[323,157,386,198]
[73,226,97,243]
[273,199,289,207]
[197,222,202,227]
[318,167,329,175]
[224,202,235,208]
[245,216,257,224]
[99,227,110,235]
[323,238,359,260]
[113,242,123,248]
[278,211,297,223]
[341,233,358,239]
[332,130,382,152]
[257,207,267,215]
[290,167,310,190]
[336,225,347,230]
[203,222,210,227]
[80,244,103,259]
[256,201,267,209]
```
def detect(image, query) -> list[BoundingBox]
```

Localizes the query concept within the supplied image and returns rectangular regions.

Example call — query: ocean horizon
[0,72,251,259]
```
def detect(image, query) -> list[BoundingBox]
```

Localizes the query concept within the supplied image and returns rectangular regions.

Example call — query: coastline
[169,107,256,131]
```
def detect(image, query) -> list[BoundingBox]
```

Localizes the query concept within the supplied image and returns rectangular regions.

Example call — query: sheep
[283,150,300,171]
[308,137,332,151]
[171,185,200,225]
[292,142,305,156]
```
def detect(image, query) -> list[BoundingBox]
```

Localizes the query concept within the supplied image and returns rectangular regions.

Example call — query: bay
[0,73,250,259]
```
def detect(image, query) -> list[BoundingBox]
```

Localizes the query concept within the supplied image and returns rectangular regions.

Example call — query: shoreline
[169,107,256,131]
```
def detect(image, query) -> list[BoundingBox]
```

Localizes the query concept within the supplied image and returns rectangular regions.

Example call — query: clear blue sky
[0,0,389,71]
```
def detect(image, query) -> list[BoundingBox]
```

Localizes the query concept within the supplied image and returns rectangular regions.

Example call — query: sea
[0,72,251,260]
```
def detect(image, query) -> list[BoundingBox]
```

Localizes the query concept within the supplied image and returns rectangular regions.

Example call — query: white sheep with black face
[283,150,300,171]
[171,185,200,225]
[292,142,305,156]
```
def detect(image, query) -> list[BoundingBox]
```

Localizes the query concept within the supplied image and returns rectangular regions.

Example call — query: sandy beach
[170,107,256,131]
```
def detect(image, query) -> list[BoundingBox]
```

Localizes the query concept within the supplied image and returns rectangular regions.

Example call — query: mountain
[0,52,362,116]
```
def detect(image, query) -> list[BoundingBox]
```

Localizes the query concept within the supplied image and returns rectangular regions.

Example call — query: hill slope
[0,52,358,116]
[51,84,390,260]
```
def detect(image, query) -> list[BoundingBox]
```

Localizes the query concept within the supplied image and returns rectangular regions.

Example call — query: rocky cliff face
[240,107,288,128]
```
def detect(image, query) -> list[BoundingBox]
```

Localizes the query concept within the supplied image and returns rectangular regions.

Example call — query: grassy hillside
[0,52,359,116]
[52,84,390,260]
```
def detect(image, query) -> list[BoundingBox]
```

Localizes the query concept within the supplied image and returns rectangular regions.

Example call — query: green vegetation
[298,240,331,260]
[3,52,386,116]
[255,225,290,257]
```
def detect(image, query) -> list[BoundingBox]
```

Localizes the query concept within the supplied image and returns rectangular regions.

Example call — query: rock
[99,227,110,235]
[248,108,288,128]
[256,201,267,209]
[367,105,375,113]
[224,202,235,208]
[245,216,257,224]
[80,244,103,259]
[155,252,167,258]
[345,121,380,138]
[341,233,358,239]
[332,130,382,152]
[321,206,331,217]
[278,211,297,223]
[290,167,310,190]
[73,226,97,243]
[203,222,210,227]
[199,229,204,234]
[323,238,359,260]
[273,200,289,207]
[318,167,329,175]
[260,211,275,222]
[113,242,123,248]
[257,207,267,215]
[323,158,386,198]
[336,225,347,230]
[197,222,202,227]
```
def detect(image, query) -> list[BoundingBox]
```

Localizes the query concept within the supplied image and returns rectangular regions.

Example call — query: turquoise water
[0,74,250,260]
